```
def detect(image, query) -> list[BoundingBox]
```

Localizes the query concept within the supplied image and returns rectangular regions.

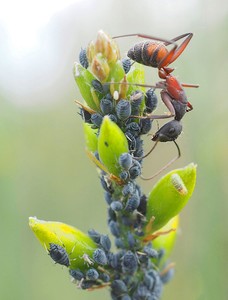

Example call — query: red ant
[109,33,199,178]
[112,33,199,120]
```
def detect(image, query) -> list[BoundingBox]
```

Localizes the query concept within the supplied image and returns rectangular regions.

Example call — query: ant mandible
[113,33,199,120]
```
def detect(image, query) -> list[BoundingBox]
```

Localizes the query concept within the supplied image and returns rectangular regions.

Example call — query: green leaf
[83,123,98,152]
[107,60,125,90]
[126,63,145,96]
[146,163,197,232]
[73,62,100,111]
[152,216,179,266]
[29,217,97,270]
[98,116,129,176]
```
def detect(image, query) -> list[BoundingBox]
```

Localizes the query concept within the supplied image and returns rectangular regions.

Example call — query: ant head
[152,120,182,142]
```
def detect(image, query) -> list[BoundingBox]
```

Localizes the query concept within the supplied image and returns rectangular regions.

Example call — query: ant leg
[159,33,193,68]
[181,83,199,88]
[105,81,176,120]
[167,33,193,65]
[139,91,175,120]
[112,33,177,47]
[159,90,175,116]
[169,32,193,44]
[140,141,181,181]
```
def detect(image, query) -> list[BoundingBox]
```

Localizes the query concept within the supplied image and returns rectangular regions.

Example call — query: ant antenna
[135,140,159,160]
[140,141,181,181]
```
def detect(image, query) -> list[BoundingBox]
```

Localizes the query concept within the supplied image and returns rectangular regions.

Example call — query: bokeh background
[1,0,227,299]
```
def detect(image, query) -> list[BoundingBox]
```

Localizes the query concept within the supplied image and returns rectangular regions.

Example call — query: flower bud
[91,54,110,82]
[29,217,96,270]
[91,30,120,65]
[98,116,129,176]
[87,30,120,82]
[146,163,197,232]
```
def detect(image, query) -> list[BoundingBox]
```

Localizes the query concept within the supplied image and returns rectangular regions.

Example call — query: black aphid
[70,269,85,280]
[100,98,113,115]
[108,114,118,123]
[49,243,70,267]
[140,118,153,134]
[125,194,140,212]
[110,201,123,212]
[100,234,111,252]
[116,99,131,120]
[122,251,138,274]
[91,113,103,127]
[145,88,158,113]
[100,176,113,193]
[79,48,89,69]
[79,108,92,123]
[91,79,104,94]
[125,131,136,151]
[86,268,99,280]
[125,122,141,137]
[129,160,141,179]
[119,170,129,181]
[122,182,134,196]
[99,272,110,283]
[104,191,113,205]
[111,280,128,295]
[81,280,97,290]
[109,220,121,237]
[93,248,108,265]
[143,245,158,259]
[119,153,133,171]
[88,229,101,244]
[121,57,131,74]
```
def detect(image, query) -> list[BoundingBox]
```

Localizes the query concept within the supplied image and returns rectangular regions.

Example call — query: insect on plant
[113,32,199,120]
[48,243,70,267]
[29,30,198,299]
[112,33,199,178]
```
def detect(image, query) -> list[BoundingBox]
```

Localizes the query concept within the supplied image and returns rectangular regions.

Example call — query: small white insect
[113,90,119,100]
[171,174,188,195]
[81,253,94,266]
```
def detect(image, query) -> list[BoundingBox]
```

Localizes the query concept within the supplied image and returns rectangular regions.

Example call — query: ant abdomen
[128,41,168,68]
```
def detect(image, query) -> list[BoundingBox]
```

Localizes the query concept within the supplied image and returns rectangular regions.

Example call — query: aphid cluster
[45,32,197,300]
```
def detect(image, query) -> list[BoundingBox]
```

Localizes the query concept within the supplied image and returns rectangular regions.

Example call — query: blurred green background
[0,0,227,299]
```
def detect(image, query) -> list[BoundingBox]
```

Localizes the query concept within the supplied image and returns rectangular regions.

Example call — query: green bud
[29,217,96,270]
[146,163,197,232]
[107,60,125,87]
[73,62,100,111]
[91,53,110,82]
[126,63,145,96]
[88,30,120,66]
[83,123,98,152]
[98,116,129,177]
[87,30,120,82]
[152,215,179,266]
